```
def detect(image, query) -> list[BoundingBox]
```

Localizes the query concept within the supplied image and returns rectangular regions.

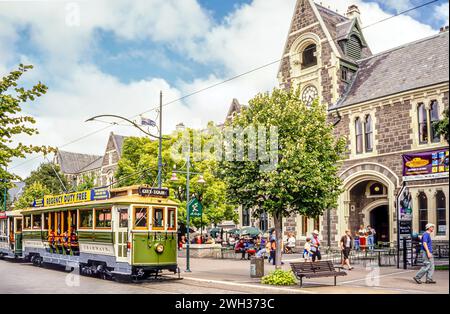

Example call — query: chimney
[176,123,185,132]
[440,26,449,33]
[346,4,361,20]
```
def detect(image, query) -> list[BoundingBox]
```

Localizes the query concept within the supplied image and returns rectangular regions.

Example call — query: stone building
[278,0,449,246]
[54,132,127,189]
[231,0,449,245]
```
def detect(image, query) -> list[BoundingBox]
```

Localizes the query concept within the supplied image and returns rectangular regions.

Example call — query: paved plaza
[0,255,448,294]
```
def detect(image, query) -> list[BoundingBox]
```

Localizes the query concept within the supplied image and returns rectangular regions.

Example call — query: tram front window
[95,208,112,228]
[119,209,128,228]
[134,207,148,229]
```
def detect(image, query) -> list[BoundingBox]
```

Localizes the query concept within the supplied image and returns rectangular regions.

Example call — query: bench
[290,261,347,287]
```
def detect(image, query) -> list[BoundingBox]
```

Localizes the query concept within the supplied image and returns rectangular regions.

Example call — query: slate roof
[112,134,126,157]
[332,31,450,109]
[56,150,102,174]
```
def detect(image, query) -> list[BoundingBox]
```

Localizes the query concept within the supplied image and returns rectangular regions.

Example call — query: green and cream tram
[16,185,179,279]
[0,210,23,259]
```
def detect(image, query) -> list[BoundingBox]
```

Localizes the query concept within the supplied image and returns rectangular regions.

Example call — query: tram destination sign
[138,187,170,198]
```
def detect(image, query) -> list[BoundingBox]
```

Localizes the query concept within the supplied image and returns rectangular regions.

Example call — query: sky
[1,0,449,179]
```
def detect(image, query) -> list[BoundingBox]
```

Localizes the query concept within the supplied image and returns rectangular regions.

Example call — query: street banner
[402,149,449,181]
[33,187,111,208]
[188,198,203,218]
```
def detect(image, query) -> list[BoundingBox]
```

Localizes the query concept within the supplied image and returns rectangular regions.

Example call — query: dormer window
[302,44,317,69]
[348,35,362,60]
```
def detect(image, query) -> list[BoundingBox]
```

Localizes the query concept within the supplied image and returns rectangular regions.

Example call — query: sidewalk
[172,256,449,294]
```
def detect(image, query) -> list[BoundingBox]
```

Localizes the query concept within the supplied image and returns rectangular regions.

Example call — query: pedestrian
[367,225,375,251]
[269,237,284,265]
[340,230,354,270]
[178,235,186,250]
[412,232,422,266]
[303,238,312,262]
[358,225,367,251]
[354,230,360,251]
[265,237,272,262]
[414,223,437,284]
[285,232,296,254]
[235,238,246,260]
[311,230,322,262]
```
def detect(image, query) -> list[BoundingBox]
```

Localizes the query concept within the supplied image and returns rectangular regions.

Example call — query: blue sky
[0,0,448,177]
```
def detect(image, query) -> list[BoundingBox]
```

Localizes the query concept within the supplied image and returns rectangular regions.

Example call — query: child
[303,238,312,261]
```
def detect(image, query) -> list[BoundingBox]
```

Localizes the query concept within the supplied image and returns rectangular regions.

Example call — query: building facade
[276,0,449,246]
[54,132,127,189]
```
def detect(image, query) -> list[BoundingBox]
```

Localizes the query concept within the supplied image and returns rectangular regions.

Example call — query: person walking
[340,230,354,270]
[311,230,322,262]
[367,225,375,251]
[414,223,437,284]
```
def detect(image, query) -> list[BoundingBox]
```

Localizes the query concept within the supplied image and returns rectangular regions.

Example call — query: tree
[0,64,53,193]
[24,163,68,194]
[220,88,346,268]
[76,174,96,191]
[434,108,449,144]
[116,129,238,229]
[14,181,50,210]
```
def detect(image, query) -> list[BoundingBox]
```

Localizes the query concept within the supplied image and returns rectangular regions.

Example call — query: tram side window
[24,216,32,229]
[153,207,164,229]
[33,214,42,229]
[168,208,176,230]
[95,208,112,229]
[79,209,93,229]
[119,209,128,228]
[43,213,50,230]
[134,207,148,229]
[16,219,22,232]
[0,220,6,236]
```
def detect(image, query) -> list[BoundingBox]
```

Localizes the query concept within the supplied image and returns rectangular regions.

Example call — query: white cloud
[434,2,449,26]
[1,0,444,178]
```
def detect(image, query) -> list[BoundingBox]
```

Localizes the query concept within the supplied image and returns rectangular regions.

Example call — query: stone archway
[335,163,399,244]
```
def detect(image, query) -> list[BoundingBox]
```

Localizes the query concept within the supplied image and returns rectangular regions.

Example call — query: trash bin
[250,257,264,278]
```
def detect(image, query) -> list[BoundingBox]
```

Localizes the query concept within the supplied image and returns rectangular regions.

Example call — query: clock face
[302,86,318,107]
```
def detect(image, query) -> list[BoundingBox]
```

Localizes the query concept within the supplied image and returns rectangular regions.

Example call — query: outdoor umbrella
[227,228,240,236]
[240,227,262,237]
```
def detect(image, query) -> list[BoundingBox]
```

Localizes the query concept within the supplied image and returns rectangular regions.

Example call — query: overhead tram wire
[8,0,441,172]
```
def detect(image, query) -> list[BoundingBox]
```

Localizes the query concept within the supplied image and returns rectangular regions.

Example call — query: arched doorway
[370,205,390,243]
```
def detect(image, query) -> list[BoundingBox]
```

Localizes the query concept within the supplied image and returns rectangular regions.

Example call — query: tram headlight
[155,243,164,254]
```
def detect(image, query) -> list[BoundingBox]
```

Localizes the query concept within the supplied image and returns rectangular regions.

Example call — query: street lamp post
[171,153,206,273]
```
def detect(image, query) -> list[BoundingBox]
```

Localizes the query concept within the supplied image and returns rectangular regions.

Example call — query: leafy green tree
[24,163,68,194]
[1,64,53,193]
[116,129,238,229]
[434,108,449,143]
[221,88,346,268]
[76,174,96,191]
[14,181,50,210]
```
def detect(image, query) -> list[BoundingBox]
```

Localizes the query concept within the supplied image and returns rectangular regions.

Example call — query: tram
[0,185,179,280]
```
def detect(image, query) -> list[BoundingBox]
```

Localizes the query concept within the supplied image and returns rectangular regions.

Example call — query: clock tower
[278,0,371,108]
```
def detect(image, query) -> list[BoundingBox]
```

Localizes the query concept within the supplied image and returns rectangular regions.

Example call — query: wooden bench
[290,261,347,287]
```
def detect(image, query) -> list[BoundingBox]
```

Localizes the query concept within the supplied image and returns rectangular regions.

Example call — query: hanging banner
[402,149,449,181]
[397,185,413,240]
[33,187,110,208]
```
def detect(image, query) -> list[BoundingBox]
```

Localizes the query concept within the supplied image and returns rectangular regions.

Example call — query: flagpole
[157,91,163,189]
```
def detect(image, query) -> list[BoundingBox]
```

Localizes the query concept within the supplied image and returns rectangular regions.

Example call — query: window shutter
[347,35,362,60]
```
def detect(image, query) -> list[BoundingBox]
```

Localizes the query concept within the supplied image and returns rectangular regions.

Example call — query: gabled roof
[331,31,449,110]
[112,133,126,157]
[226,99,242,122]
[56,150,102,174]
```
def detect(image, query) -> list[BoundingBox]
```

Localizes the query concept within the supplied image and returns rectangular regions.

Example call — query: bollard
[250,257,265,278]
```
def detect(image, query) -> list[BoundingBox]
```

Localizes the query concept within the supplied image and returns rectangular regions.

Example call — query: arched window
[365,115,373,152]
[355,118,363,154]
[436,191,446,236]
[418,103,428,144]
[430,101,440,143]
[418,192,428,233]
[302,44,317,69]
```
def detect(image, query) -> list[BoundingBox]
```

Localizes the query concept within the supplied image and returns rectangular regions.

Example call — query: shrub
[261,270,297,286]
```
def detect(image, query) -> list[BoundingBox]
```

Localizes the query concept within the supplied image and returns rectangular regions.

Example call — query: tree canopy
[220,88,346,267]
[434,108,449,144]
[116,129,238,229]
[0,64,53,193]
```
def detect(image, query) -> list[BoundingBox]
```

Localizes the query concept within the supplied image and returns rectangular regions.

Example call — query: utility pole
[157,91,163,188]
[185,152,191,272]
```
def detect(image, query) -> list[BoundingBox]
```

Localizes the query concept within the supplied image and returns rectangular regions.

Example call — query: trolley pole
[157,91,163,189]
[185,153,191,272]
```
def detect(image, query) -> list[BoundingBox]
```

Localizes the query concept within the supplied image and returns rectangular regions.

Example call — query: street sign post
[188,198,203,218]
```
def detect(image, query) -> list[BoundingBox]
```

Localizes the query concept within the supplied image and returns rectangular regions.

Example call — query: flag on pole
[141,117,157,127]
